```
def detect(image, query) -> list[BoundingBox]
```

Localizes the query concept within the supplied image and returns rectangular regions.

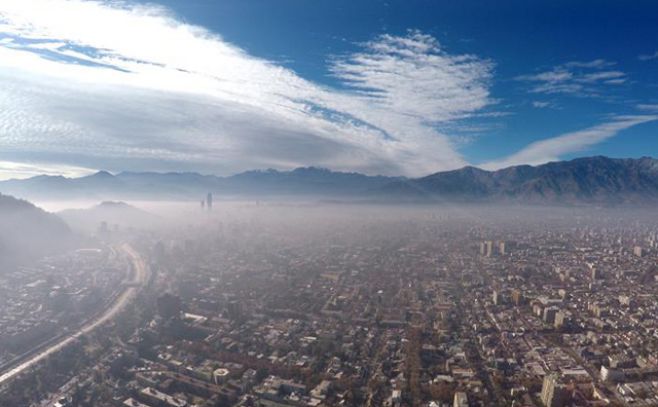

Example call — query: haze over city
[1,1,658,407]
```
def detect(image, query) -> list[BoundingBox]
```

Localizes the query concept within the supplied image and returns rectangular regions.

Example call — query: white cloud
[603,78,627,85]
[516,60,627,97]
[330,32,493,122]
[564,59,614,69]
[579,71,625,83]
[637,104,658,111]
[0,160,93,180]
[532,101,550,108]
[0,1,495,177]
[638,51,658,61]
[482,115,658,170]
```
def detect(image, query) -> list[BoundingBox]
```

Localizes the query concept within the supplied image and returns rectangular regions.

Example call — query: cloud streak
[638,51,658,61]
[0,0,496,177]
[0,160,93,181]
[516,59,627,97]
[482,115,658,170]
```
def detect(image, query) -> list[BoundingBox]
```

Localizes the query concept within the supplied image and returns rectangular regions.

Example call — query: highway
[0,243,147,386]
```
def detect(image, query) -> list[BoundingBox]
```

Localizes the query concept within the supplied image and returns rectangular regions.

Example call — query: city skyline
[3,3,658,405]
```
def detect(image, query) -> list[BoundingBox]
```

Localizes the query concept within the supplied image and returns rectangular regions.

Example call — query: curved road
[0,244,147,386]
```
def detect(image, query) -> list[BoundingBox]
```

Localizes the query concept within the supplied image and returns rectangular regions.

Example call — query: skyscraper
[480,240,493,257]
[511,289,524,306]
[206,192,213,210]
[540,374,568,407]
[554,310,568,330]
[493,289,505,306]
[157,293,182,320]
[453,392,468,407]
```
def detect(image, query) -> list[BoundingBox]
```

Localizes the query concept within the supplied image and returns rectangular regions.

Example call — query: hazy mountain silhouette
[0,193,73,268]
[2,156,658,204]
[0,167,401,200]
[58,201,161,233]
[382,156,658,204]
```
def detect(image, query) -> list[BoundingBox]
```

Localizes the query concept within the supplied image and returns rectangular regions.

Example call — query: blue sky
[0,0,657,179]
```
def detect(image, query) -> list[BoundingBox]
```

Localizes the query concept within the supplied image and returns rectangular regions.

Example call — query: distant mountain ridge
[386,156,658,204]
[2,156,658,204]
[0,166,402,200]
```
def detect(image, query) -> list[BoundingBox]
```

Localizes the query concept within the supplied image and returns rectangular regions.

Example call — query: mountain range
[380,156,658,204]
[0,166,400,201]
[2,156,658,204]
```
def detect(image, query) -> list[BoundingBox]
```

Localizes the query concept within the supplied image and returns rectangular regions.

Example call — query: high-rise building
[226,300,242,321]
[540,374,568,407]
[157,293,182,320]
[511,289,524,306]
[590,267,600,281]
[453,392,468,407]
[633,246,643,257]
[600,365,624,383]
[98,221,109,237]
[498,241,506,255]
[554,310,568,329]
[493,289,505,306]
[485,240,493,257]
[543,306,559,324]
[206,192,213,210]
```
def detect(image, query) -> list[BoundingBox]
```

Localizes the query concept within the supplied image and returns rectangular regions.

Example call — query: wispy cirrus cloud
[0,160,93,180]
[532,101,555,109]
[329,32,493,123]
[637,104,658,111]
[0,0,496,177]
[638,51,658,61]
[482,115,658,170]
[564,59,615,69]
[516,59,627,97]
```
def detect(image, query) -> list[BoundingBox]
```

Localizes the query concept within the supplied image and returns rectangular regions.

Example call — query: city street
[0,244,147,387]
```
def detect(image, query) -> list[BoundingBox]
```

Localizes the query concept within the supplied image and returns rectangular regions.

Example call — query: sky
[1,0,658,179]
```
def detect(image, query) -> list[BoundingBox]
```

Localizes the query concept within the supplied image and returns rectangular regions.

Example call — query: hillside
[58,201,161,233]
[0,194,73,268]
